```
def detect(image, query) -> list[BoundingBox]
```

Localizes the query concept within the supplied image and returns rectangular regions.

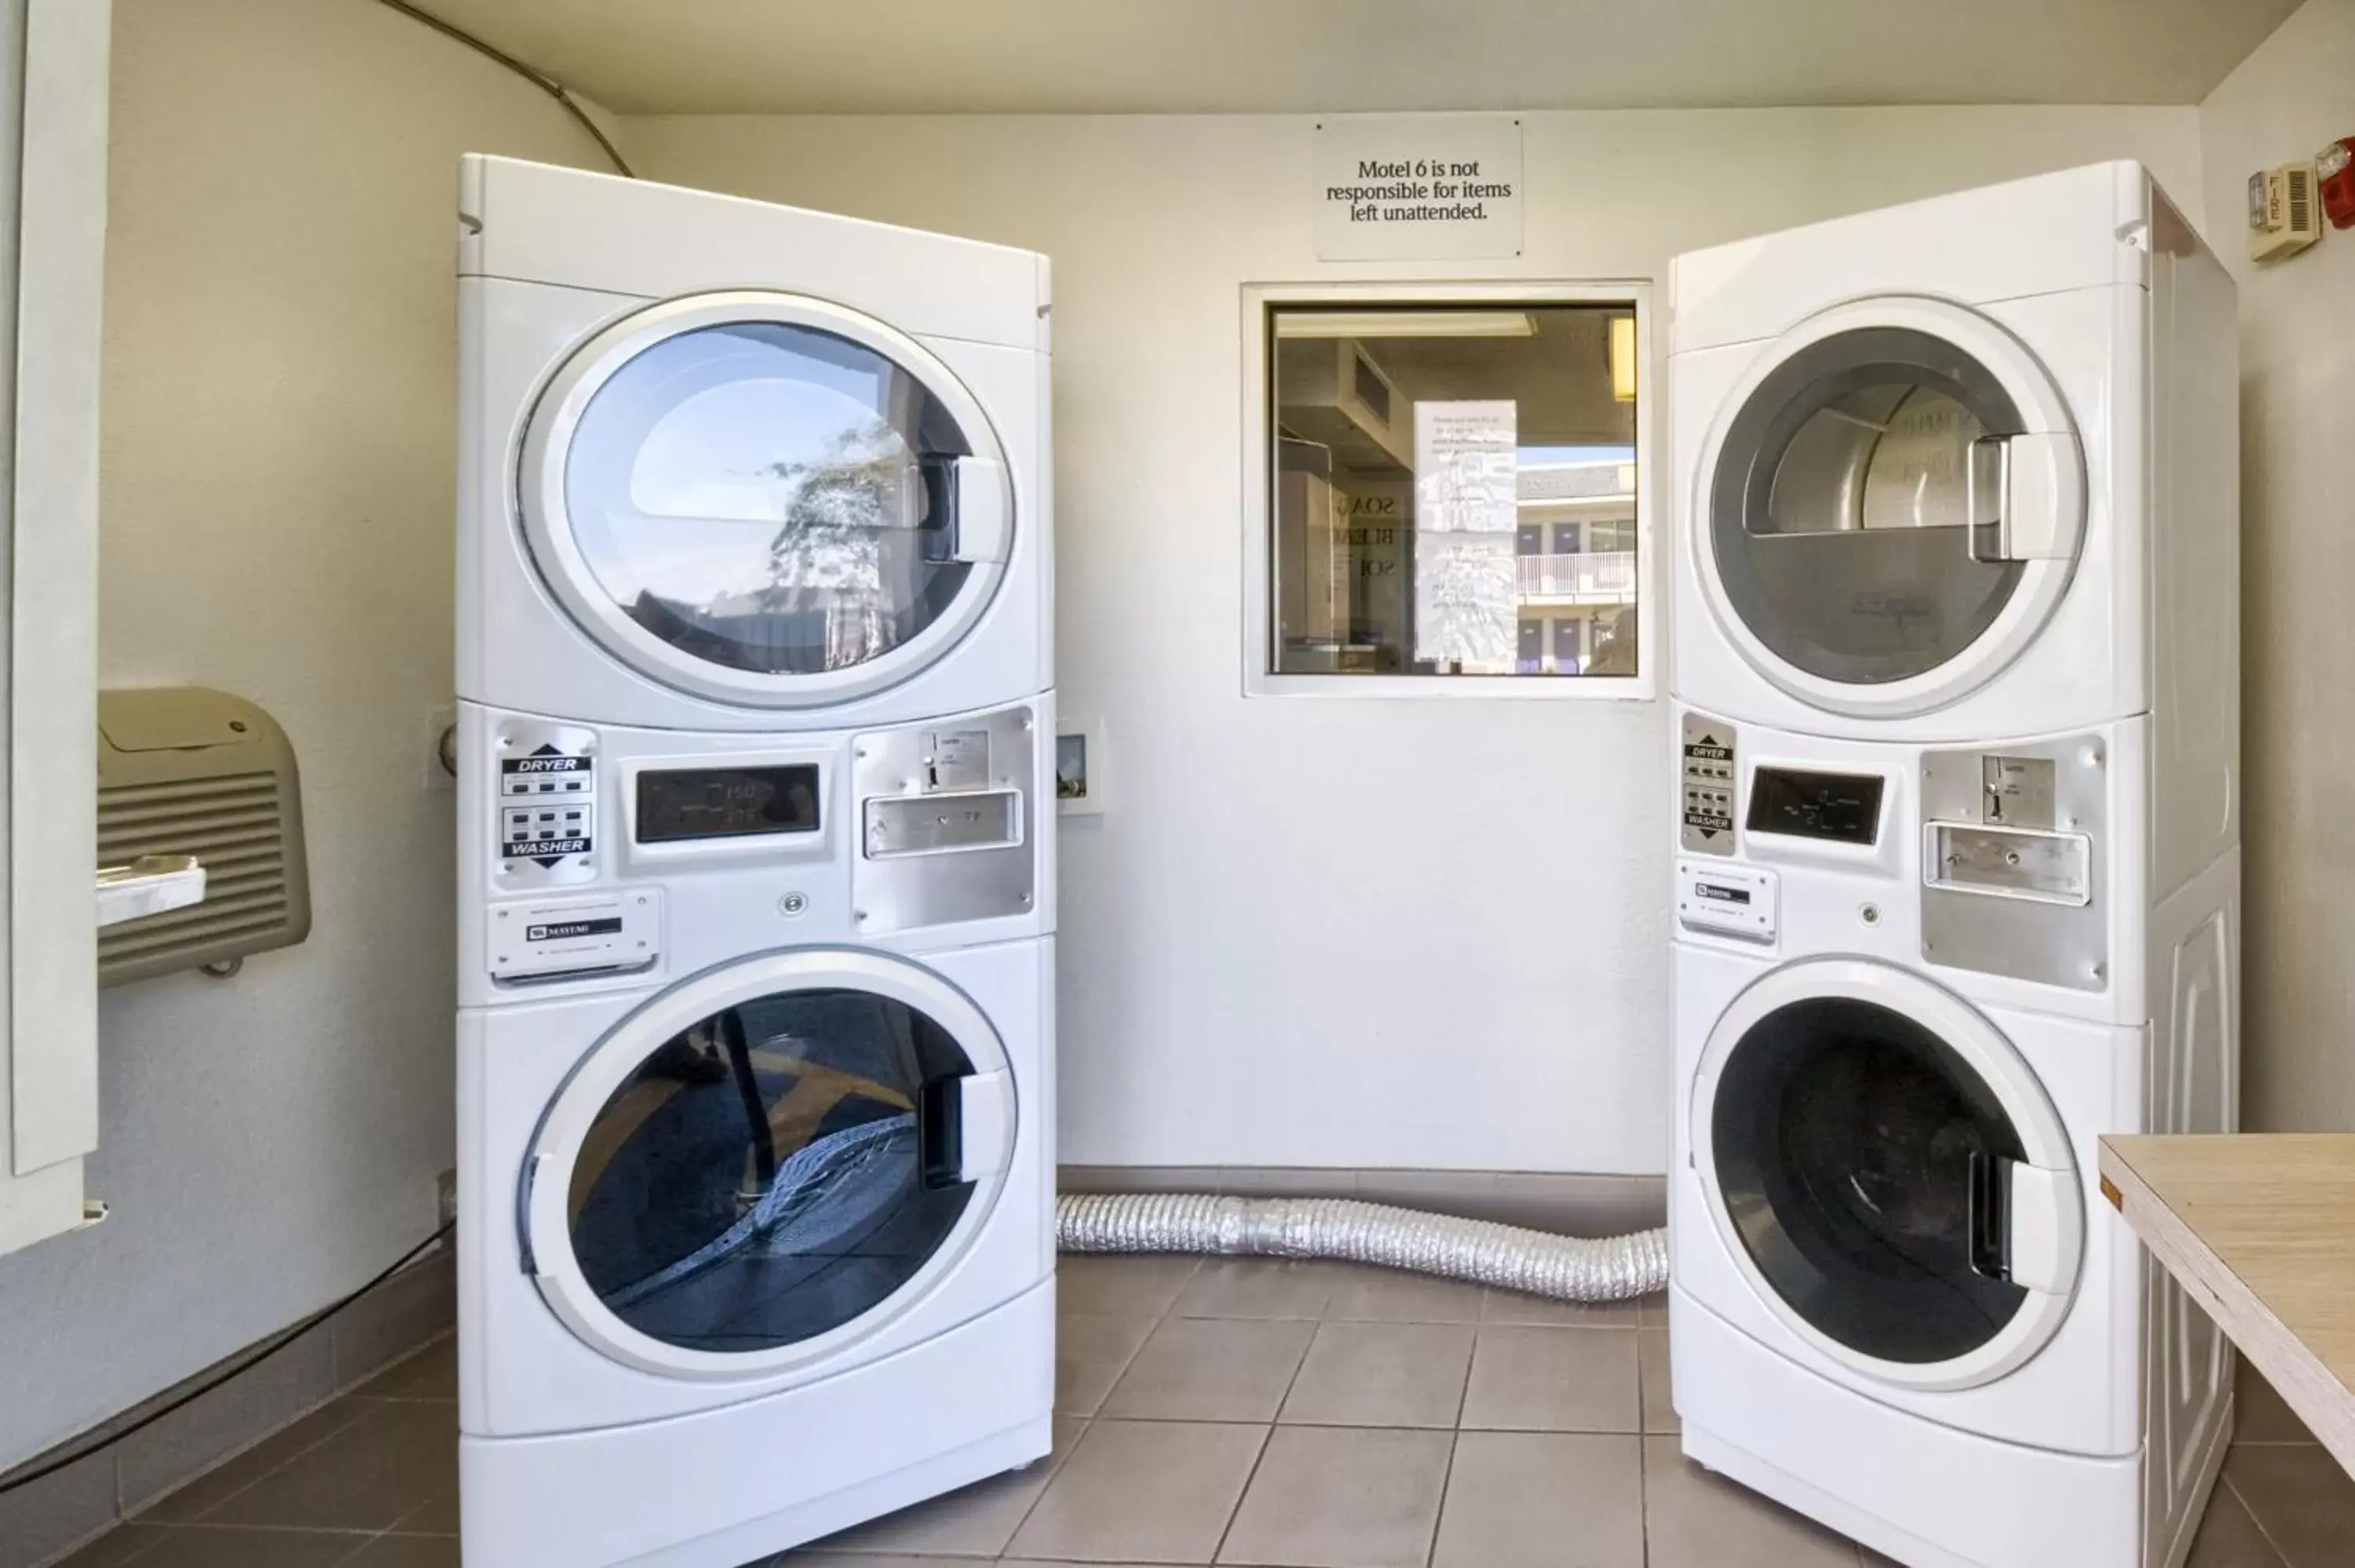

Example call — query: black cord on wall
[371,0,635,177]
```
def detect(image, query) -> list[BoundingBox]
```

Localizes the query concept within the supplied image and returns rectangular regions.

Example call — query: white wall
[2201,0,2355,1136]
[0,0,610,1468]
[628,106,2204,1176]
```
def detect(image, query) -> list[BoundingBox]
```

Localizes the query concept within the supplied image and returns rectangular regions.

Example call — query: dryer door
[520,290,1014,710]
[1690,957,2083,1392]
[1693,297,2084,720]
[520,947,1016,1379]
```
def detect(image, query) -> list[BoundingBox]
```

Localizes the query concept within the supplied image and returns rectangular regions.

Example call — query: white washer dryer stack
[454,155,1056,1568]
[1666,162,2240,1568]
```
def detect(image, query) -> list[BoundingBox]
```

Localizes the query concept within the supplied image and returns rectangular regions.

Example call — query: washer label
[525,917,622,942]
[1681,713,1737,854]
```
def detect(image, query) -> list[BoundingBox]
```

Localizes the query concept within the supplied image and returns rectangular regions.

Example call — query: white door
[1690,297,2086,719]
[0,0,108,1261]
[519,291,1015,711]
[520,948,1017,1380]
[1690,958,2085,1391]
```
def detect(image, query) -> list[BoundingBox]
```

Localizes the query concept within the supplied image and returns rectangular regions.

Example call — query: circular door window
[523,949,1015,1378]
[1693,297,2084,718]
[520,291,1014,709]
[1691,959,2083,1391]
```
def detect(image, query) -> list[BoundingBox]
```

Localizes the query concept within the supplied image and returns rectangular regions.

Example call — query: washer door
[520,290,1014,709]
[521,948,1016,1379]
[1693,297,2085,719]
[1691,958,2083,1391]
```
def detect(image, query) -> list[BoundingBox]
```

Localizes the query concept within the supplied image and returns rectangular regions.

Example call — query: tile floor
[53,1254,2355,1567]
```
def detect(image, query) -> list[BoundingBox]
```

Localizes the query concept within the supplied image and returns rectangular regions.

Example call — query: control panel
[493,721,597,887]
[1920,738,2108,991]
[1747,768,1884,846]
[852,705,1037,935]
[1680,712,1736,854]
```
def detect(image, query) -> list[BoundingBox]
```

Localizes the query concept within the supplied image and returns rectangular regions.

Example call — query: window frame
[1240,279,1656,701]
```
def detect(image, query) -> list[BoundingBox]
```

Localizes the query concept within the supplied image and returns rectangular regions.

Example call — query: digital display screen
[636,765,820,844]
[1746,768,1884,845]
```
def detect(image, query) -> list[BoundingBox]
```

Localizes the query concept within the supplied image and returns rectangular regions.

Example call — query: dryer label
[1680,713,1737,855]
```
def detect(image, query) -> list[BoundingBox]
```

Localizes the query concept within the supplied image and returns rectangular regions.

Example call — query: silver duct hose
[1056,1191,1668,1303]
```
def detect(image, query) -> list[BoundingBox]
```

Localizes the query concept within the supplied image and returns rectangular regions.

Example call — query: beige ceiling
[416,0,2296,116]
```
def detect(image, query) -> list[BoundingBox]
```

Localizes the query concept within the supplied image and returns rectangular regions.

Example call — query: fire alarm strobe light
[2318,138,2355,231]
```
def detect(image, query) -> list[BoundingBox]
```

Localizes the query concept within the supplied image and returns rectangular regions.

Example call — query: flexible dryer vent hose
[1055,1191,1669,1303]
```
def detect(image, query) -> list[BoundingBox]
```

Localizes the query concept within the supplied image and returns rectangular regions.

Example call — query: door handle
[1966,433,2083,564]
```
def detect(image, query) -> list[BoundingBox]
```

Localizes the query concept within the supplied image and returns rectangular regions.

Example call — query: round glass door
[1694,298,2083,717]
[524,950,1013,1377]
[521,292,1013,709]
[1692,961,2082,1391]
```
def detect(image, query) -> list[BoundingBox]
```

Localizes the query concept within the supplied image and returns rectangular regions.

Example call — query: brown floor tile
[1218,1425,1453,1568]
[141,1398,378,1523]
[385,1482,458,1537]
[1005,1418,1265,1564]
[1460,1327,1640,1433]
[806,1415,1083,1556]
[353,1338,455,1402]
[2235,1358,2323,1445]
[1101,1316,1315,1423]
[1322,1267,1485,1324]
[2187,1481,2287,1567]
[776,1555,988,1567]
[46,1524,168,1568]
[1637,1293,1669,1328]
[335,1537,461,1568]
[1058,1255,1202,1318]
[2222,1446,2355,1568]
[1173,1259,1338,1320]
[1638,1329,1678,1434]
[1056,1312,1159,1417]
[1432,1431,1645,1568]
[195,1400,453,1532]
[1479,1288,1642,1328]
[1641,1436,1861,1568]
[67,1526,363,1567]
[1279,1322,1475,1428]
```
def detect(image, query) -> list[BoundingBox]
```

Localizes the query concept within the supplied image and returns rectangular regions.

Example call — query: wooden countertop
[2099,1134,2355,1475]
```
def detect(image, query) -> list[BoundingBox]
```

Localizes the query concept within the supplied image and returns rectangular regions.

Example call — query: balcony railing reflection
[1516,549,1637,602]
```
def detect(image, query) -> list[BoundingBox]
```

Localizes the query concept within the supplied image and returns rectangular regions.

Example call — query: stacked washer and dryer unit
[454,156,1056,1568]
[1666,163,2240,1568]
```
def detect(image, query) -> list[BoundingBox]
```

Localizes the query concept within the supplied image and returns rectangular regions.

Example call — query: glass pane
[562,986,975,1355]
[1268,304,1638,677]
[1709,326,2031,686]
[1710,996,2028,1365]
[561,322,976,677]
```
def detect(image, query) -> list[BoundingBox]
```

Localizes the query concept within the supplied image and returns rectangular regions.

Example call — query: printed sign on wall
[1412,399,1519,669]
[1315,115,1523,261]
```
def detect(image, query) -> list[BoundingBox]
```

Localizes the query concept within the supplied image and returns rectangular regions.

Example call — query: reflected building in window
[1267,302,1638,679]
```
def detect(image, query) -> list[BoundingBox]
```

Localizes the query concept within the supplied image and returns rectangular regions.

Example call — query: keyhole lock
[778,892,809,917]
[1859,903,1882,928]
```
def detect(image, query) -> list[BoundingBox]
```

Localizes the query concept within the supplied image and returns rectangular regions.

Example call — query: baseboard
[1057,1165,1667,1238]
[2,1246,455,1568]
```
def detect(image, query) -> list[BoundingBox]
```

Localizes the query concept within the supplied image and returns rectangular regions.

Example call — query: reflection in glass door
[559,986,977,1356]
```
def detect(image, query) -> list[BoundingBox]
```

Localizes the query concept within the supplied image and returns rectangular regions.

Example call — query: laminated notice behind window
[97,687,312,986]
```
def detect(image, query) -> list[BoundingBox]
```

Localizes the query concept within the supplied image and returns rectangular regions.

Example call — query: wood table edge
[2098,1136,2355,1476]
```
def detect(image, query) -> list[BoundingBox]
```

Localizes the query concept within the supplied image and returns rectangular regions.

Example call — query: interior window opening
[1267,302,1639,679]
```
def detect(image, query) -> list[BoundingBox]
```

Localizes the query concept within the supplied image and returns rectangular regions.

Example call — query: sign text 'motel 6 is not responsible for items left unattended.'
[1314,115,1524,261]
